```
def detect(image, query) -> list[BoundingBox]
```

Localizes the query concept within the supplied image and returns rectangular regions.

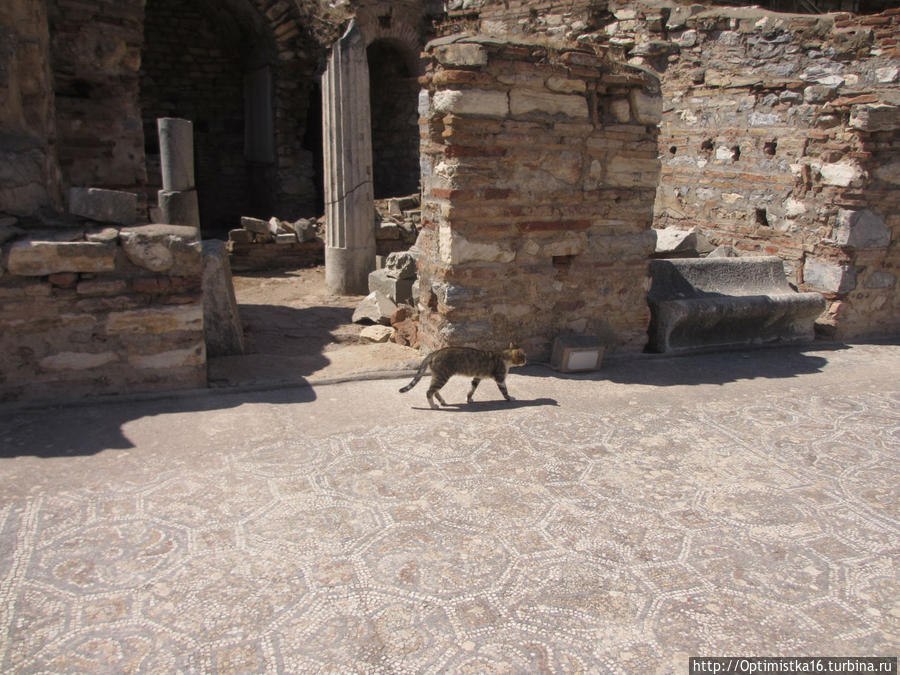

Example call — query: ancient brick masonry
[0,225,206,402]
[608,3,900,340]
[417,36,660,359]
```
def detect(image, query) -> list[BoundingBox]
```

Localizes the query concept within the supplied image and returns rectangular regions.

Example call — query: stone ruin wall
[628,4,900,340]
[439,0,900,341]
[0,221,206,403]
[416,37,660,359]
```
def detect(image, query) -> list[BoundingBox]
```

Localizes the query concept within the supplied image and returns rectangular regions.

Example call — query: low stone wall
[417,35,659,359]
[0,224,205,403]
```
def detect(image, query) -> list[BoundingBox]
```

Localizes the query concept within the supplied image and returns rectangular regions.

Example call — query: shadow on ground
[525,343,848,386]
[0,385,316,459]
[409,397,559,412]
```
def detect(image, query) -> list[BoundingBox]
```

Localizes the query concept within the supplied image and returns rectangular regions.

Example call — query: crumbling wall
[0,222,206,403]
[48,0,147,193]
[0,0,63,215]
[417,36,659,358]
[605,3,900,339]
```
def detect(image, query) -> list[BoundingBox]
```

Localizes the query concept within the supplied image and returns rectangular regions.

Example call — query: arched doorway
[140,0,277,238]
[366,39,421,199]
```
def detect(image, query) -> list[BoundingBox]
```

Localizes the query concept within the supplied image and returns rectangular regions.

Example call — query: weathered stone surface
[129,343,205,369]
[8,240,117,276]
[85,227,119,244]
[241,217,270,235]
[708,245,737,258]
[39,351,119,372]
[106,305,204,335]
[229,229,254,244]
[69,187,137,224]
[369,268,414,305]
[433,89,509,117]
[653,227,712,258]
[818,161,864,188]
[864,271,897,289]
[352,290,397,325]
[359,324,394,343]
[803,258,857,294]
[0,217,24,245]
[509,90,588,118]
[384,251,417,280]
[119,224,201,274]
[849,103,899,132]
[158,189,200,228]
[629,89,662,125]
[157,117,195,191]
[834,209,891,250]
[648,257,825,353]
[202,240,244,358]
[434,43,488,67]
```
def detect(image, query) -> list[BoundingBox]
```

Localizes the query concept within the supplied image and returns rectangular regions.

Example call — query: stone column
[157,117,200,228]
[322,21,375,295]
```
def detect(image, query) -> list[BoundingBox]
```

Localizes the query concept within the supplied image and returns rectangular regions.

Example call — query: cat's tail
[399,353,432,393]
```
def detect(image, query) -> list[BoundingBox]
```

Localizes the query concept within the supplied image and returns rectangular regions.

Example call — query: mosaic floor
[0,345,898,673]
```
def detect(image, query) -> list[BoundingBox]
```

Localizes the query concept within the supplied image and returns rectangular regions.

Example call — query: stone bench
[647,256,825,354]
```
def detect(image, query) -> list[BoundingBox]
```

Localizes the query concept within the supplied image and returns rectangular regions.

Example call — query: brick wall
[0,225,206,403]
[417,37,659,359]
[615,4,900,340]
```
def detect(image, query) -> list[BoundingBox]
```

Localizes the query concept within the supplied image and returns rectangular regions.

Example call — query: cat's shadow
[411,397,558,412]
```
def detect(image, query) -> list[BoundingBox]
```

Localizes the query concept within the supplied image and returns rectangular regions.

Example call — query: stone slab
[7,240,117,276]
[69,187,138,225]
[647,257,825,353]
[368,269,414,305]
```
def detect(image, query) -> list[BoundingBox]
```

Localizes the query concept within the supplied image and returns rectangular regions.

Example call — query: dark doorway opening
[140,0,277,238]
[367,39,421,199]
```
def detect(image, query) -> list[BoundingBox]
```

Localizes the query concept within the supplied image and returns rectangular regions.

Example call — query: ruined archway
[140,0,278,238]
[367,39,421,199]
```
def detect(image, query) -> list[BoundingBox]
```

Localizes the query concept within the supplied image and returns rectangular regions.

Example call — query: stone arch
[140,0,322,237]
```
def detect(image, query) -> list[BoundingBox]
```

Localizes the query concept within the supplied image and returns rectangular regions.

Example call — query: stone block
[106,305,204,335]
[864,271,896,289]
[119,224,201,274]
[435,43,488,67]
[352,291,397,325]
[653,226,713,258]
[433,89,509,117]
[550,335,605,373]
[202,240,244,357]
[384,251,417,279]
[360,325,394,343]
[8,240,117,276]
[509,90,588,119]
[158,189,200,228]
[241,217,270,234]
[629,89,662,125]
[834,209,891,250]
[69,187,137,224]
[129,343,205,369]
[819,161,864,188]
[850,104,899,132]
[803,257,857,294]
[229,229,253,244]
[369,269,414,305]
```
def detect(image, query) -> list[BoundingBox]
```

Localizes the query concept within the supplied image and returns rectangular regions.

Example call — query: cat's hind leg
[466,377,481,403]
[426,374,450,409]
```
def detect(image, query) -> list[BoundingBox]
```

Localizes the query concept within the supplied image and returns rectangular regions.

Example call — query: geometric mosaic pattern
[0,366,897,672]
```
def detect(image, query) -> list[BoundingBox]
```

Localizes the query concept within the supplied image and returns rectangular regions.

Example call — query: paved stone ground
[0,343,897,673]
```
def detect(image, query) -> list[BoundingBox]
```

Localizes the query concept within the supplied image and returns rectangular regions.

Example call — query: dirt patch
[207,266,421,388]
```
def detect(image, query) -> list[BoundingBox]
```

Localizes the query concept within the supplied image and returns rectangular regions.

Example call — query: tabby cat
[399,345,527,409]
